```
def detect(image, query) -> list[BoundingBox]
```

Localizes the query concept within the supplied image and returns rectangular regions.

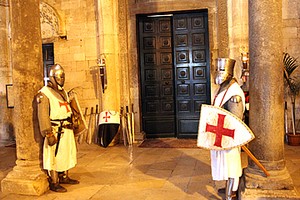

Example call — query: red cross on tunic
[59,101,71,112]
[103,111,110,122]
[205,113,235,147]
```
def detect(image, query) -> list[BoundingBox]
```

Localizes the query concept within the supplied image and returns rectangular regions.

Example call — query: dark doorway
[42,43,54,85]
[138,10,211,139]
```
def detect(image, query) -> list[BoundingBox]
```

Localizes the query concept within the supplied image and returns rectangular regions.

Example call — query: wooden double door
[138,11,211,138]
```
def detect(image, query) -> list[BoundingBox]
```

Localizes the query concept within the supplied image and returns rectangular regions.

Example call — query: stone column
[216,0,229,57]
[98,0,120,111]
[243,0,297,198]
[0,0,14,142]
[1,0,49,196]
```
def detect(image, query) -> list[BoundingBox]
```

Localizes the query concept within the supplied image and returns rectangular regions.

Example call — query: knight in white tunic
[211,58,245,200]
[37,64,79,192]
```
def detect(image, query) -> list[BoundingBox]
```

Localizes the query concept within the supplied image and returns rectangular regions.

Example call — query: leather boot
[59,170,80,184]
[49,170,67,192]
[225,178,237,200]
[218,180,227,194]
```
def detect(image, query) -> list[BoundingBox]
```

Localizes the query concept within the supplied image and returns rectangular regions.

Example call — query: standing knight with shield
[36,64,82,192]
[211,58,245,200]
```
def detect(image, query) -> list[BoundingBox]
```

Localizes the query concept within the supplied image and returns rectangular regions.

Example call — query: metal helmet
[48,64,65,90]
[215,58,236,85]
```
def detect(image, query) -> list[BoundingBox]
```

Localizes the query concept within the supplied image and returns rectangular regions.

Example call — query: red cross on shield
[205,114,235,147]
[103,111,110,122]
[197,104,255,150]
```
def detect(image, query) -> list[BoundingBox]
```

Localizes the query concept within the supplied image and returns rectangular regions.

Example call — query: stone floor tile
[1,142,300,199]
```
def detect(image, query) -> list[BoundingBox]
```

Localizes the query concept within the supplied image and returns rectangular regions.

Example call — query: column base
[1,160,49,196]
[241,167,300,199]
[241,188,299,200]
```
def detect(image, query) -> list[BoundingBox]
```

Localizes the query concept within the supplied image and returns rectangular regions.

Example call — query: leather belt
[51,123,73,129]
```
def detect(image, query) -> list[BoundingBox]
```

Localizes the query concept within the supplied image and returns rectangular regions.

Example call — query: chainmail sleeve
[37,92,52,137]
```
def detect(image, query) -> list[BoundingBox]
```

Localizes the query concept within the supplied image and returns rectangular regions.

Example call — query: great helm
[215,58,236,85]
[49,64,65,90]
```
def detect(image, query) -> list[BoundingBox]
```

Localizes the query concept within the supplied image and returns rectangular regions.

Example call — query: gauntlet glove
[46,133,57,146]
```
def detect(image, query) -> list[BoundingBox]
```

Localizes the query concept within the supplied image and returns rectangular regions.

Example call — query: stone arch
[39,2,66,42]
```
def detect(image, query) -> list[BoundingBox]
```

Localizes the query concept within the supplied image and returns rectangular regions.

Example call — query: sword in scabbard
[55,121,63,157]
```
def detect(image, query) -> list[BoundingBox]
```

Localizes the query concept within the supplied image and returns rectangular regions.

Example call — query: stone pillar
[0,0,14,142]
[243,0,297,198]
[216,0,229,57]
[1,0,49,196]
[98,0,121,111]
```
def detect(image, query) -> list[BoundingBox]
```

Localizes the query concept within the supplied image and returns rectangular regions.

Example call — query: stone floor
[0,140,300,200]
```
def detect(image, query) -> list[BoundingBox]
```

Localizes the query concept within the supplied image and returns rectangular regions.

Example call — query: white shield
[99,111,120,125]
[197,104,255,150]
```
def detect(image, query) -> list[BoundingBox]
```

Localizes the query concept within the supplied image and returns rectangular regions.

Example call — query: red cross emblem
[103,111,110,122]
[59,101,71,112]
[205,113,235,147]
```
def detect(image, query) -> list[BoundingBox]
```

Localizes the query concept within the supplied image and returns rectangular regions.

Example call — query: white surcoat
[40,86,77,172]
[210,82,245,181]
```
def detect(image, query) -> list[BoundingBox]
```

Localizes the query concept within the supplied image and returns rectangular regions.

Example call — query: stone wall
[227,0,249,86]
[42,0,99,111]
[0,0,14,142]
[42,0,124,115]
[283,0,300,57]
[282,0,300,132]
[1,0,300,142]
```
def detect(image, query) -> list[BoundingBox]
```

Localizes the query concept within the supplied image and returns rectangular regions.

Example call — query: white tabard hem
[210,147,242,180]
[43,128,77,172]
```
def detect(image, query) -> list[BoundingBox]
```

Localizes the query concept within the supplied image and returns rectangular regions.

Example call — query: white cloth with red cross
[99,111,120,125]
[40,86,77,172]
[197,82,252,187]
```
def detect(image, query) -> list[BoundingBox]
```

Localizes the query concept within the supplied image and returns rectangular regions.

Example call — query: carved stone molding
[40,2,65,42]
